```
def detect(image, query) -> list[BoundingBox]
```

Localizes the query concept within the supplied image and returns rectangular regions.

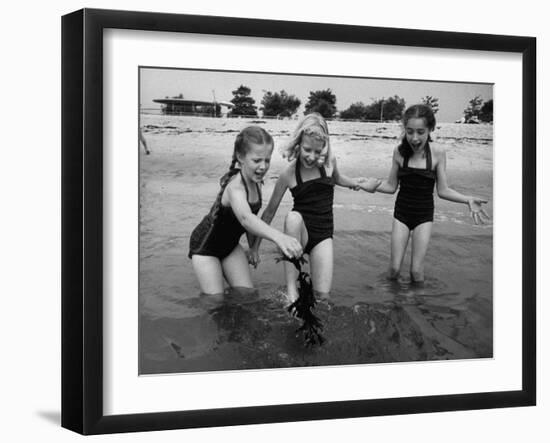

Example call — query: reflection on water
[140,271,492,375]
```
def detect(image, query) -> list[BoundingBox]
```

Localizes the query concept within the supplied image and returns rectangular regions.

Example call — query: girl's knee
[284,211,303,231]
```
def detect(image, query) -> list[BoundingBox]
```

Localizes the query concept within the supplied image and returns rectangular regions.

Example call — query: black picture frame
[61,8,536,435]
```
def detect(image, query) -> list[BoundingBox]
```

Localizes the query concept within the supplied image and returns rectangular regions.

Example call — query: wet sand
[139,115,493,374]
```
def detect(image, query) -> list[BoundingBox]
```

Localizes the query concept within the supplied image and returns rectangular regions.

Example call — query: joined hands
[356,177,382,193]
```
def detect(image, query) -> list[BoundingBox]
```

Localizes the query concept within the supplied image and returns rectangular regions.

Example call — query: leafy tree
[421,95,440,114]
[463,95,484,123]
[479,99,493,123]
[363,102,382,121]
[382,95,406,121]
[339,102,368,120]
[229,85,258,117]
[260,90,301,117]
[304,89,337,119]
[364,96,406,121]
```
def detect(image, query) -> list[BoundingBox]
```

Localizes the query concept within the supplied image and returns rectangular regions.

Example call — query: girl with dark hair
[188,126,303,295]
[362,104,490,283]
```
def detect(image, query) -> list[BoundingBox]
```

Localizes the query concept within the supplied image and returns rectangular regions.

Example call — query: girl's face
[405,117,431,154]
[299,134,326,169]
[238,142,273,183]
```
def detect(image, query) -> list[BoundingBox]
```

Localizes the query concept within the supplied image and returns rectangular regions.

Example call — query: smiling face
[237,142,274,183]
[298,134,326,169]
[405,117,431,154]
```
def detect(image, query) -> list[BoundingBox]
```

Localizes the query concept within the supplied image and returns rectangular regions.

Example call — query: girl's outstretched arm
[332,157,357,188]
[250,169,291,253]
[245,231,257,266]
[331,157,378,190]
[369,147,400,194]
[435,147,490,225]
[227,177,302,258]
[260,172,290,225]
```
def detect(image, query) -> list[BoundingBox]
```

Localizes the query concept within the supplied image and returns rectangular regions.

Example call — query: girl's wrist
[273,232,284,244]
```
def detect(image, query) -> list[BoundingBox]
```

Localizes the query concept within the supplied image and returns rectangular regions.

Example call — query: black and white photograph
[138,67,493,375]
[2,0,545,439]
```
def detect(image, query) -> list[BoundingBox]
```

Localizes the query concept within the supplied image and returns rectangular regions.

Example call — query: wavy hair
[280,113,331,166]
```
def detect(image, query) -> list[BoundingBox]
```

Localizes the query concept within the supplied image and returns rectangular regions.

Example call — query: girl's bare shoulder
[226,171,243,188]
[392,145,403,162]
[279,160,296,182]
[429,145,447,171]
[221,172,245,205]
[327,154,337,167]
[324,154,337,176]
[430,144,446,159]
[430,144,445,157]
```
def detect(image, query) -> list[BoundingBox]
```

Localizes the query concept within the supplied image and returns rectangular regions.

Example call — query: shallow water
[139,230,492,374]
[139,115,493,375]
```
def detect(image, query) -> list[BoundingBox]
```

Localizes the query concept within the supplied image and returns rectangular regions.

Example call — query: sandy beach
[138,114,493,374]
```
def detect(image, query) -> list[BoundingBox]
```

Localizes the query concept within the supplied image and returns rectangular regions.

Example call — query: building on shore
[153,98,234,117]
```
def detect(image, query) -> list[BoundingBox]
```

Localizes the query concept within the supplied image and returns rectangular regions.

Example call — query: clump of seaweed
[276,255,325,347]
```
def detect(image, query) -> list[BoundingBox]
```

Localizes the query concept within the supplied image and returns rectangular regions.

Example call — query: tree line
[462,96,493,123]
[226,85,493,123]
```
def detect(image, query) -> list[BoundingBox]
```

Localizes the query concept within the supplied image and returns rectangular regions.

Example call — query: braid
[209,157,240,222]
[192,158,240,255]
[219,156,239,186]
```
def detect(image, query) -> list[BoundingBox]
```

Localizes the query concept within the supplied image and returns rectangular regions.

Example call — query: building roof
[153,98,234,108]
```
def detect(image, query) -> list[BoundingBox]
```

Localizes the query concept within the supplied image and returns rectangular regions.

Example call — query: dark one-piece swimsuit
[394,144,437,231]
[290,163,335,255]
[188,171,262,259]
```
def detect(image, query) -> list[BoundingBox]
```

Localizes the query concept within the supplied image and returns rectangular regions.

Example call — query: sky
[140,67,493,123]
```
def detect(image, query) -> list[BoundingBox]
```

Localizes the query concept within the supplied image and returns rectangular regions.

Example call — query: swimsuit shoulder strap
[295,161,303,186]
[239,170,250,200]
[256,182,262,205]
[320,165,327,178]
[403,154,409,168]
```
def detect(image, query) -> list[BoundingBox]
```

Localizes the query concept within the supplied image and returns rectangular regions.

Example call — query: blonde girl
[252,113,379,302]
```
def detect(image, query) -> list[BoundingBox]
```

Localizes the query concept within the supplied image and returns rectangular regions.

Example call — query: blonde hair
[280,113,331,166]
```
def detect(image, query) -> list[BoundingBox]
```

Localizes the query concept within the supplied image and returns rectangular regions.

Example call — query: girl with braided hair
[188,126,303,295]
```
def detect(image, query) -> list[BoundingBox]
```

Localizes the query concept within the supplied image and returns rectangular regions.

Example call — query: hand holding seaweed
[276,255,325,346]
